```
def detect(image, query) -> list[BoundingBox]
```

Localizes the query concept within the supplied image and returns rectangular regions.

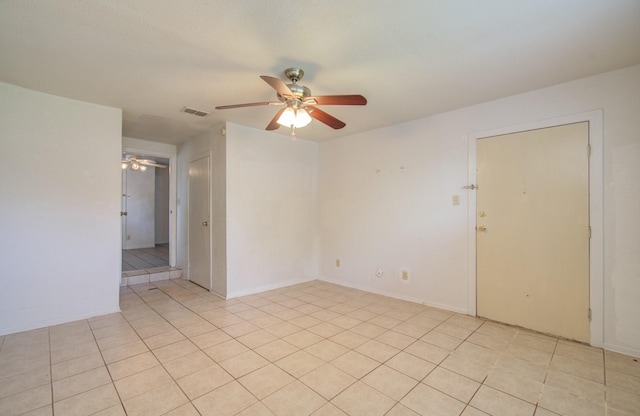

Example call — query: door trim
[466,110,603,347]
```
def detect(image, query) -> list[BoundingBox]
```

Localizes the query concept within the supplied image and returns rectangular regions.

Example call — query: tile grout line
[120,284,254,412]
[48,327,54,416]
[73,279,631,415]
[137,280,485,414]
[125,285,212,415]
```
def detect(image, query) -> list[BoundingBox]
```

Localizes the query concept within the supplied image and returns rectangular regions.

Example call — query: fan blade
[132,159,168,168]
[306,95,367,106]
[215,101,281,110]
[266,108,286,130]
[307,107,346,129]
[142,162,167,168]
[260,76,295,98]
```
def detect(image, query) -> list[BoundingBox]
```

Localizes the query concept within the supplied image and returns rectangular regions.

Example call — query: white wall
[318,115,470,312]
[177,123,319,297]
[0,82,122,335]
[318,64,640,356]
[225,124,319,297]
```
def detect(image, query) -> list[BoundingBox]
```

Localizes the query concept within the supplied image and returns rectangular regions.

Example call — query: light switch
[453,195,460,206]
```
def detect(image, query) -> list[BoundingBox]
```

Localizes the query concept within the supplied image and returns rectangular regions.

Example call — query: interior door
[188,156,211,290]
[476,122,590,342]
[122,167,156,249]
[121,169,128,248]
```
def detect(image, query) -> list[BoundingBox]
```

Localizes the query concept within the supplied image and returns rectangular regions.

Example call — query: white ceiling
[1,1,639,144]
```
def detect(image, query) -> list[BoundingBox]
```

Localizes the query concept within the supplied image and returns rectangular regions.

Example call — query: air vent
[181,107,209,117]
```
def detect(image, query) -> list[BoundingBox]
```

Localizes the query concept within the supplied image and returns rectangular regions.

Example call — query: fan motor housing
[278,84,311,101]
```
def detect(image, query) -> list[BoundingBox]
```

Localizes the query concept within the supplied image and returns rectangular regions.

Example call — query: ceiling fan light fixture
[216,68,366,134]
[295,108,312,127]
[277,107,311,128]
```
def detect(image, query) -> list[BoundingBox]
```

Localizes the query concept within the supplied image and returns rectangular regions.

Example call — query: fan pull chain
[290,126,297,141]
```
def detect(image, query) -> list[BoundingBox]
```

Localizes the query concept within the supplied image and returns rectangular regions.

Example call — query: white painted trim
[0,307,121,337]
[228,276,469,313]
[226,277,319,299]
[122,144,178,268]
[466,110,604,348]
[604,343,640,359]
[319,277,469,314]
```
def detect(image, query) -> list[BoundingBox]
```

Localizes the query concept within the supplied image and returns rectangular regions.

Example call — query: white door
[476,122,590,342]
[122,167,156,249]
[188,156,211,290]
[121,169,128,248]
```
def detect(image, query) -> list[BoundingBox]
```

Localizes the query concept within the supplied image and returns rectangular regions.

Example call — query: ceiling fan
[121,154,167,171]
[215,68,367,138]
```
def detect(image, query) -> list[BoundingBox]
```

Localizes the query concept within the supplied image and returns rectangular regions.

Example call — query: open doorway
[120,140,178,282]
[121,154,171,271]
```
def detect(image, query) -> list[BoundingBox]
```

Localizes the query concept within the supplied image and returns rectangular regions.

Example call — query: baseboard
[225,276,319,299]
[0,307,121,337]
[604,343,640,359]
[318,276,468,315]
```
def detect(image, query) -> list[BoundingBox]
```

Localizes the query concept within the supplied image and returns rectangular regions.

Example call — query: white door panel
[122,167,155,249]
[188,156,211,290]
[477,122,590,342]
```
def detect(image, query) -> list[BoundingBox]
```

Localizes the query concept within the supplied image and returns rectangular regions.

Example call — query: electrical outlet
[336,259,341,267]
[401,269,409,281]
[452,195,460,206]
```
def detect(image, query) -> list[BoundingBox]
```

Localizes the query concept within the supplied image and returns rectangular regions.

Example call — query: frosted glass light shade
[277,107,312,128]
[277,107,296,127]
[295,109,312,127]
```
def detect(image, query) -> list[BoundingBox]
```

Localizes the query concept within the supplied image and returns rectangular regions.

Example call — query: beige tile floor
[1,280,639,416]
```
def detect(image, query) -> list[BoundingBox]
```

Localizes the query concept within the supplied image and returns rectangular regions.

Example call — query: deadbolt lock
[477,225,487,232]
[202,221,208,227]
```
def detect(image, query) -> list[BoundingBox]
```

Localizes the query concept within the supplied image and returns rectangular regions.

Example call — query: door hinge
[587,144,591,157]
[588,308,592,321]
[588,226,592,239]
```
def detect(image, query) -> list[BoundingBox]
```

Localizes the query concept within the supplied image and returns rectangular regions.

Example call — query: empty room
[1,1,639,415]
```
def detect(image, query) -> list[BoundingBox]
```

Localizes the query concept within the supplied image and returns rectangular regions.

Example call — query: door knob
[477,225,487,232]
[202,221,208,227]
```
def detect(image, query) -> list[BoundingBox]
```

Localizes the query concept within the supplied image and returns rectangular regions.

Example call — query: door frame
[122,144,178,268]
[466,110,603,347]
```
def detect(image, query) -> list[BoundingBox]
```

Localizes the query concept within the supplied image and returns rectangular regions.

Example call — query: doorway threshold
[121,266,182,286]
